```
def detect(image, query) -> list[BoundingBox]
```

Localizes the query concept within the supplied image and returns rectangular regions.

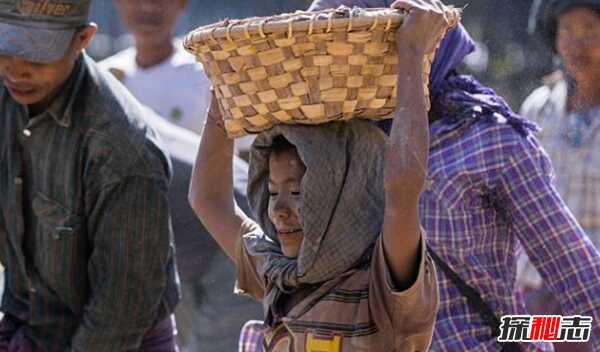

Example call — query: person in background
[307,0,600,351]
[101,0,208,133]
[100,0,255,156]
[517,1,600,351]
[0,0,180,350]
[522,0,600,249]
[100,0,261,350]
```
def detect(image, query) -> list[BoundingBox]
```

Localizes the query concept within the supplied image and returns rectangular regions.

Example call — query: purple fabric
[407,20,599,350]
[306,2,600,351]
[0,315,32,352]
[429,24,475,100]
[421,22,539,137]
[406,23,538,137]
[136,316,179,352]
[421,116,600,351]
[413,15,599,351]
[238,320,264,352]
[0,315,178,352]
[431,74,539,136]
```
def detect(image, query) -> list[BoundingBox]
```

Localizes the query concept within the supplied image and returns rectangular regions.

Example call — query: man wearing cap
[0,0,180,351]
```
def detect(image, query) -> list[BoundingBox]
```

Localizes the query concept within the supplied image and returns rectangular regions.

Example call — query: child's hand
[206,89,227,136]
[391,0,455,58]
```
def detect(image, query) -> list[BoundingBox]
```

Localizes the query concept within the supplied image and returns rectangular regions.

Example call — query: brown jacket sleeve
[369,234,439,351]
[234,219,266,301]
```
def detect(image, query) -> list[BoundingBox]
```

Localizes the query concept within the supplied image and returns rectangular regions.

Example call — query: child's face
[268,147,306,258]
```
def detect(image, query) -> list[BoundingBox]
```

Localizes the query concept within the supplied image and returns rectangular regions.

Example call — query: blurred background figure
[518,1,600,351]
[522,0,600,246]
[102,0,210,133]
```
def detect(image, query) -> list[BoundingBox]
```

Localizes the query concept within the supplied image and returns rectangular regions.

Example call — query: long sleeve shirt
[421,116,600,351]
[0,54,180,351]
[520,77,600,246]
[235,220,439,352]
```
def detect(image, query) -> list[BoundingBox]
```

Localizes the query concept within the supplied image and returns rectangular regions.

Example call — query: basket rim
[184,7,409,46]
[182,5,461,138]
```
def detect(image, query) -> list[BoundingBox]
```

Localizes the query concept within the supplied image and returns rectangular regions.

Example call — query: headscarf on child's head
[245,120,387,325]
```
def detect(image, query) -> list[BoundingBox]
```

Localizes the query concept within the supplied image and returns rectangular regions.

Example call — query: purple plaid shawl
[382,23,539,137]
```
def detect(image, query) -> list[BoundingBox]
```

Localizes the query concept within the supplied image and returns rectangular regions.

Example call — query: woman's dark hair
[529,0,600,50]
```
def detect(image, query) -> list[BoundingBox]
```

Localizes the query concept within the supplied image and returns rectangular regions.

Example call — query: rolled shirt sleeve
[499,133,600,346]
[234,219,266,302]
[71,176,174,351]
[369,234,439,351]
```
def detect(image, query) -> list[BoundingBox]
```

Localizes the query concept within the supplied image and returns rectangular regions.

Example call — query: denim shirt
[0,54,180,351]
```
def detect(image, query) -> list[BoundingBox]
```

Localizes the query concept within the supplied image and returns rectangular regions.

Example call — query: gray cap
[0,0,91,63]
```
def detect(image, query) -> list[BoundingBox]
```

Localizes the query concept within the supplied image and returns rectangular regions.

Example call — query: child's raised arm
[382,0,452,288]
[188,93,251,261]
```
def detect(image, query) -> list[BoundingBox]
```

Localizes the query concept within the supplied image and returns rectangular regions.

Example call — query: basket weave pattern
[185,7,459,137]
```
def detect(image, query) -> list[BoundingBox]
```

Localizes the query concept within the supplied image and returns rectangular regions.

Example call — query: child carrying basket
[188,0,458,350]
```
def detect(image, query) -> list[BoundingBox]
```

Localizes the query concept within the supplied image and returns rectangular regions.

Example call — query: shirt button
[56,226,74,238]
[22,129,31,137]
[27,279,36,294]
[425,179,434,190]
[14,177,23,185]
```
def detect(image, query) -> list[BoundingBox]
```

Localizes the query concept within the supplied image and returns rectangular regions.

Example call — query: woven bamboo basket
[184,6,460,137]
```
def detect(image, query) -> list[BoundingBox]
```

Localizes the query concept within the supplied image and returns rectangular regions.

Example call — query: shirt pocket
[425,170,508,229]
[426,170,485,212]
[31,192,88,306]
[33,192,83,241]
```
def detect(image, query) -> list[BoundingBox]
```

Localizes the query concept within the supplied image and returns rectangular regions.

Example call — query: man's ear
[74,23,98,51]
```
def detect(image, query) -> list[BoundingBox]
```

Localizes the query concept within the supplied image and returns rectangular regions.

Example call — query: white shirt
[100,41,211,134]
[520,76,600,245]
[517,74,600,288]
[100,41,255,155]
[100,42,251,191]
